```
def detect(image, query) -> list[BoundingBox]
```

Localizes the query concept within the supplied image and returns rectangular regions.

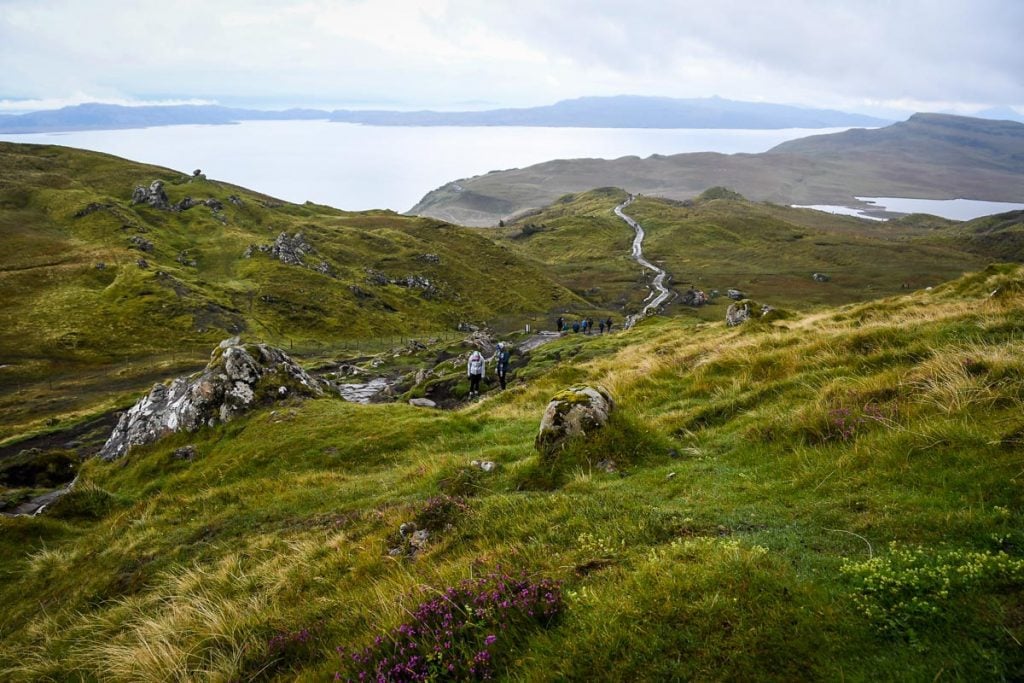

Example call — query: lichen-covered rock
[535,385,615,458]
[725,302,750,326]
[99,338,324,460]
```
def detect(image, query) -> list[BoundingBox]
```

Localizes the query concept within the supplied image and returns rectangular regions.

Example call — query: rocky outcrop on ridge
[131,180,171,209]
[99,337,324,460]
[131,179,227,213]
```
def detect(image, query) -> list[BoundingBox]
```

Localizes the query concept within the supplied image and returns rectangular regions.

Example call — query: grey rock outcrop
[812,272,831,282]
[131,180,171,209]
[535,385,615,458]
[99,338,324,460]
[725,302,750,326]
[727,288,745,301]
[244,232,315,267]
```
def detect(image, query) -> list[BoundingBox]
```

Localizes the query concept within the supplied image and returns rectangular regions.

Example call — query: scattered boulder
[464,330,496,356]
[74,202,111,218]
[227,194,243,207]
[129,235,154,252]
[725,302,750,327]
[99,337,324,460]
[470,459,497,472]
[349,284,373,300]
[727,288,745,301]
[681,289,708,306]
[416,253,441,264]
[136,258,149,269]
[535,385,615,458]
[177,250,198,267]
[363,269,437,296]
[172,445,198,461]
[130,180,170,210]
[95,262,106,270]
[409,397,438,408]
[812,273,831,282]
[364,268,390,286]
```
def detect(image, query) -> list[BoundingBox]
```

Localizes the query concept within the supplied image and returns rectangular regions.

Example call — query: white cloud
[0,0,1020,114]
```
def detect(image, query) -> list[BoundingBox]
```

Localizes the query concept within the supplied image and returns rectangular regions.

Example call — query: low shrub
[335,570,562,681]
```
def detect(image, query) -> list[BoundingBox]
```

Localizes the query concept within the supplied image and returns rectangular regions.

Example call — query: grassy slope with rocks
[0,142,586,442]
[2,264,1024,680]
[494,187,994,321]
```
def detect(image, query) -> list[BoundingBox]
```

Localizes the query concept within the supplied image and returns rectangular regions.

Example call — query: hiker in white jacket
[467,350,485,397]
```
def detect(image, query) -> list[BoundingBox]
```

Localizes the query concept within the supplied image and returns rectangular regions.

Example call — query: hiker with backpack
[495,342,512,390]
[467,349,486,397]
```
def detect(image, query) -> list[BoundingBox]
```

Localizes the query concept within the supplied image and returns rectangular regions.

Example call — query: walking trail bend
[615,196,672,325]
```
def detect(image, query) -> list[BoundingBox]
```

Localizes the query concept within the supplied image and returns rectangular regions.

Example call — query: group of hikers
[555,315,614,335]
[466,342,512,397]
[466,314,615,398]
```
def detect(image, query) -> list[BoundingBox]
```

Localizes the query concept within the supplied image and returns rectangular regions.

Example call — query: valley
[1,140,1023,681]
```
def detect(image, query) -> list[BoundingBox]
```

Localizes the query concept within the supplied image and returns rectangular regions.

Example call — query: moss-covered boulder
[99,337,325,460]
[534,385,615,459]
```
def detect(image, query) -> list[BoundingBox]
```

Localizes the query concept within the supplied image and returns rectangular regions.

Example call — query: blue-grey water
[0,120,846,212]
[795,197,1024,222]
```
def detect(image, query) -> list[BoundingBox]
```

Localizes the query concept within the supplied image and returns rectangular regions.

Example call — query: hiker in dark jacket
[495,342,512,390]
[599,319,606,334]
[605,317,613,332]
[556,316,564,332]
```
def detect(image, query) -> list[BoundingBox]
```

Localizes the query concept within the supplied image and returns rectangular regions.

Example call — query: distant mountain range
[0,96,892,133]
[328,96,892,129]
[0,103,326,133]
[410,113,1024,226]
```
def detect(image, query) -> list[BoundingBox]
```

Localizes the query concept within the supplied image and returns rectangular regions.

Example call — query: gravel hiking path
[615,196,672,326]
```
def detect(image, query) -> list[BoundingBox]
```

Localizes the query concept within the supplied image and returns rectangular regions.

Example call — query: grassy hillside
[0,143,585,441]
[495,188,991,319]
[2,264,1024,681]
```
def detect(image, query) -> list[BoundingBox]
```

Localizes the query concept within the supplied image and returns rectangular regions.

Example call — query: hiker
[588,317,595,334]
[599,319,606,334]
[572,321,580,334]
[606,317,613,332]
[556,316,565,332]
[467,349,485,397]
[495,342,512,390]
[582,319,589,334]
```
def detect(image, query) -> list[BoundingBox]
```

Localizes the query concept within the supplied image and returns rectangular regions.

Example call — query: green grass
[3,264,1024,681]
[0,142,587,440]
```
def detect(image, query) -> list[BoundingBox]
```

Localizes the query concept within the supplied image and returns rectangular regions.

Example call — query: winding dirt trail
[615,196,672,325]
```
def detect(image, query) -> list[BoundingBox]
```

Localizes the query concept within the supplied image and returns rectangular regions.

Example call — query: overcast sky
[1,0,1021,115]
